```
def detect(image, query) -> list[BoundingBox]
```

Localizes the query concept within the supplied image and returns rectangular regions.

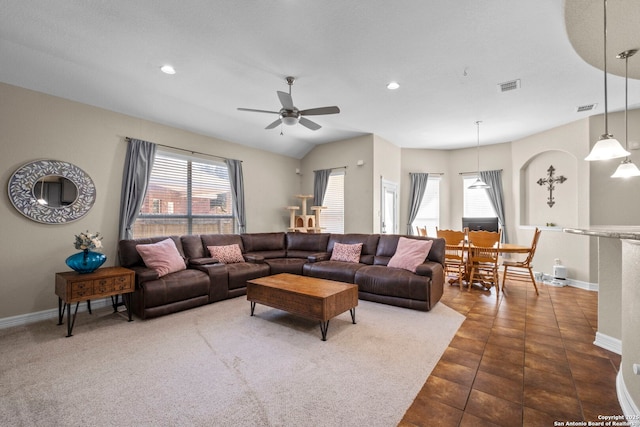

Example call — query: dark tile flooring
[400,279,623,427]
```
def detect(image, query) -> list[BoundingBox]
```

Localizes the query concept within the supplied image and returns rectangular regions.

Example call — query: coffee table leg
[320,320,330,341]
[350,307,356,324]
[250,301,256,316]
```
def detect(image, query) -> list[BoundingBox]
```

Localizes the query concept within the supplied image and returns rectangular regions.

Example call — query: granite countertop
[563,226,640,240]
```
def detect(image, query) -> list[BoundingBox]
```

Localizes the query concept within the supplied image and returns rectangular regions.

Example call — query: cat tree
[286,194,326,233]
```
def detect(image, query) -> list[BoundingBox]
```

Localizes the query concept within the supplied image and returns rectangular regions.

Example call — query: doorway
[381,179,398,234]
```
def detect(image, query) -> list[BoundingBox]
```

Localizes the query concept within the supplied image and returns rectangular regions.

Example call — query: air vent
[498,79,521,92]
[577,103,597,112]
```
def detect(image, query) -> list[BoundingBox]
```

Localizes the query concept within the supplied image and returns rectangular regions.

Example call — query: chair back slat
[523,228,542,265]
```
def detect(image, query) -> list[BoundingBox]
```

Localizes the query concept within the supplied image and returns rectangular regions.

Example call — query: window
[412,177,440,236]
[133,151,234,238]
[320,170,345,233]
[463,175,497,218]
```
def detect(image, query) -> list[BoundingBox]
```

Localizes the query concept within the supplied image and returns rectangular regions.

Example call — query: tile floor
[400,279,623,427]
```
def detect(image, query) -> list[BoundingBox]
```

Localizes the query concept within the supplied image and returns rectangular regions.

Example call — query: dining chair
[436,227,468,289]
[502,227,541,295]
[467,229,502,292]
[416,226,427,236]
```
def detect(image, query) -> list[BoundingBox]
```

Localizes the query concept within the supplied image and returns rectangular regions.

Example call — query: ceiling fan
[237,76,340,131]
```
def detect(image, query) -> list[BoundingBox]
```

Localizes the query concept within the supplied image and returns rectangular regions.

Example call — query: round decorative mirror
[33,175,79,208]
[8,160,96,224]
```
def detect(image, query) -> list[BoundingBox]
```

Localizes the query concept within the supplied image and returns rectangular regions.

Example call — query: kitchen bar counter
[563,226,640,418]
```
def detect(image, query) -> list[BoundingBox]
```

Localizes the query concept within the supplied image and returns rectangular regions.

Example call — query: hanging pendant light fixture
[611,49,640,178]
[585,0,630,161]
[468,121,491,189]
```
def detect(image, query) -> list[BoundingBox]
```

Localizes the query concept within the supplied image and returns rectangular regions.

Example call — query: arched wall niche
[519,150,578,227]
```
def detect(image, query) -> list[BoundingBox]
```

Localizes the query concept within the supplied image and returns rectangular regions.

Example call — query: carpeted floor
[0,297,464,427]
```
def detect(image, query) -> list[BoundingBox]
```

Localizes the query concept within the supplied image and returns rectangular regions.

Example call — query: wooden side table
[55,266,135,337]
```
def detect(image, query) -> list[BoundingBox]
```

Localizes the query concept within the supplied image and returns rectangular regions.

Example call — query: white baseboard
[617,370,640,419]
[538,272,598,292]
[0,298,112,330]
[594,331,622,355]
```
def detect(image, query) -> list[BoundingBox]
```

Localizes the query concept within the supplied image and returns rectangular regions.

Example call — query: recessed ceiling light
[160,65,176,75]
[386,81,400,90]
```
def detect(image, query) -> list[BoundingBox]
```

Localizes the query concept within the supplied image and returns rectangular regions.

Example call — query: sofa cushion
[330,242,363,263]
[355,265,429,301]
[208,244,245,264]
[374,235,444,266]
[181,234,206,259]
[264,258,309,275]
[139,269,210,309]
[241,232,285,256]
[387,237,433,273]
[286,232,330,258]
[135,238,187,277]
[225,262,271,290]
[327,234,379,265]
[302,260,365,283]
[201,234,245,252]
[118,235,184,268]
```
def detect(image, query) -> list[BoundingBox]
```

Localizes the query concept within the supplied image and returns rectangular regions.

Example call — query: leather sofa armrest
[244,254,265,264]
[307,252,330,263]
[130,266,160,284]
[414,261,439,278]
[189,257,219,266]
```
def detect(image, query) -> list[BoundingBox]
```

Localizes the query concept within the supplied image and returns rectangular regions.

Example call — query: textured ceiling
[1,1,639,159]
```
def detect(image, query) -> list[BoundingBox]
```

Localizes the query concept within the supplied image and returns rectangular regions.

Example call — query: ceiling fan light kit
[238,76,340,131]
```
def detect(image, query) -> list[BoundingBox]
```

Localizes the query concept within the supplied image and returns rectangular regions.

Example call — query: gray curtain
[407,173,429,235]
[480,170,508,243]
[226,159,246,233]
[118,138,157,240]
[313,169,332,206]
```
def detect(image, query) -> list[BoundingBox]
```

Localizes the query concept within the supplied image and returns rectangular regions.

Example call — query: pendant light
[611,49,640,178]
[585,0,630,161]
[468,121,490,189]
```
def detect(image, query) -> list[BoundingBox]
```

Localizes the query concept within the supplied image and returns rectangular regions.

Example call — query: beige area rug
[0,296,464,427]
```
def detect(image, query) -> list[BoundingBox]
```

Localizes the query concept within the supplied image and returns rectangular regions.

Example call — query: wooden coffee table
[246,273,358,341]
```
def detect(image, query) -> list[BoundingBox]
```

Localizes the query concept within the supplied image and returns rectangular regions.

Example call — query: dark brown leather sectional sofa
[118,232,445,319]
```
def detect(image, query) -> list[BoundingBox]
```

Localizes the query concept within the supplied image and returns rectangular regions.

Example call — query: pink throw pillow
[330,242,363,263]
[387,237,433,272]
[207,244,245,264]
[136,238,186,277]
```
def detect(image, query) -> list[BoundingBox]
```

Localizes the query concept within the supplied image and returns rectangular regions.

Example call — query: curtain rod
[312,165,347,173]
[125,137,241,163]
[459,168,503,175]
[410,172,444,176]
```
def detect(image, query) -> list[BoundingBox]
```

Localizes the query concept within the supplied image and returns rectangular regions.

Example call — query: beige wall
[589,109,640,225]
[511,119,593,283]
[300,135,375,233]
[0,83,300,319]
[373,135,402,233]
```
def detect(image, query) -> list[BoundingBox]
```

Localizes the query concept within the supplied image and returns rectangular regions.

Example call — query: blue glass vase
[66,249,106,274]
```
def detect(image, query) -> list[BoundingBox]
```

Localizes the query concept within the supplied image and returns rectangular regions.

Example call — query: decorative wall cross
[537,165,567,208]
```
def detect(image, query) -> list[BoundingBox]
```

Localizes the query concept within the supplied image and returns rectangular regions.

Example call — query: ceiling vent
[577,103,597,112]
[498,79,521,92]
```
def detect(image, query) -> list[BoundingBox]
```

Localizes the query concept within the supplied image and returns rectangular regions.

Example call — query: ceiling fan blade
[299,106,340,116]
[265,118,282,129]
[299,117,321,131]
[277,91,295,110]
[237,107,280,114]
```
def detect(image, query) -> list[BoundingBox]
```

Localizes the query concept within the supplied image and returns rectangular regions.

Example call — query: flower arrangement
[74,230,103,251]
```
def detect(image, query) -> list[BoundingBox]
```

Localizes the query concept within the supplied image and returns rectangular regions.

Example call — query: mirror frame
[8,160,96,224]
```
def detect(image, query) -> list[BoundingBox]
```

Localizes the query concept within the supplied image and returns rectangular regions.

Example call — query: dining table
[448,241,532,287]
